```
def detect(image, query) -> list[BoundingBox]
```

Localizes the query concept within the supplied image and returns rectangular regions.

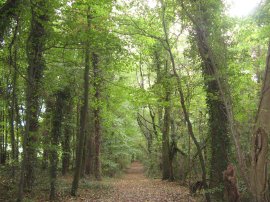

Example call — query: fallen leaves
[68,162,196,202]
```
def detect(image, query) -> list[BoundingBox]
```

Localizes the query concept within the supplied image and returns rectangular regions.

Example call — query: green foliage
[1,0,270,201]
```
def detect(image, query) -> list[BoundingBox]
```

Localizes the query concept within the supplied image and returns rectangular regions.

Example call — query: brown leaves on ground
[0,162,196,201]
[67,161,196,202]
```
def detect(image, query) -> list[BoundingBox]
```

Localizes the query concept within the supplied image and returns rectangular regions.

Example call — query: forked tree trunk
[250,41,270,202]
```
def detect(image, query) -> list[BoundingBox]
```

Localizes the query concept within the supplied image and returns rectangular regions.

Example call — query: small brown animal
[223,164,240,202]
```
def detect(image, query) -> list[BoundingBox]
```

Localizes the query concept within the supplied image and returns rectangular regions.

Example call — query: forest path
[77,161,196,202]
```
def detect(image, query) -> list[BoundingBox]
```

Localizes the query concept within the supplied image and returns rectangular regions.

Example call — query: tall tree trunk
[93,53,102,181]
[71,12,91,196]
[179,1,249,188]
[50,91,66,200]
[204,72,229,200]
[85,109,95,176]
[42,99,53,170]
[169,118,177,181]
[250,41,270,202]
[62,88,73,176]
[177,3,230,198]
[0,106,7,165]
[197,26,230,199]
[159,2,210,200]
[17,0,48,200]
[81,114,89,177]
[8,17,19,175]
[188,3,230,197]
[162,87,171,180]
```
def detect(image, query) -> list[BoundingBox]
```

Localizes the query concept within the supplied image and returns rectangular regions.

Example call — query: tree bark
[42,99,53,170]
[85,109,95,176]
[62,88,73,176]
[160,2,210,201]
[250,41,270,202]
[17,1,48,200]
[71,12,91,196]
[179,1,250,189]
[179,3,230,199]
[162,86,171,180]
[50,91,66,200]
[8,16,19,175]
[196,20,230,200]
[93,52,102,181]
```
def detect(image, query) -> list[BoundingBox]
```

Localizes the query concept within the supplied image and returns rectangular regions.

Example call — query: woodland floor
[0,162,197,202]
[64,161,196,202]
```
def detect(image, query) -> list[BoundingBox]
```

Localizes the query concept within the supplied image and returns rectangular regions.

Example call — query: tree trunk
[42,99,53,170]
[8,17,19,175]
[17,1,48,200]
[71,12,91,196]
[179,3,230,199]
[198,29,229,201]
[250,41,270,202]
[85,109,95,176]
[93,52,102,181]
[62,88,73,176]
[205,75,229,200]
[50,91,66,200]
[179,1,249,188]
[160,2,210,201]
[162,88,171,180]
[0,106,7,165]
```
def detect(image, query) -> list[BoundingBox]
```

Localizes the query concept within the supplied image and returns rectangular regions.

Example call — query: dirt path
[86,161,195,202]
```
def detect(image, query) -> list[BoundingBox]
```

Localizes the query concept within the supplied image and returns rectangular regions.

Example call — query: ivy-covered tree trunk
[250,41,270,202]
[180,0,250,189]
[71,12,91,196]
[204,74,229,200]
[159,2,211,200]
[18,1,48,199]
[93,53,102,181]
[62,88,73,176]
[179,1,230,199]
[50,91,66,200]
[198,28,229,200]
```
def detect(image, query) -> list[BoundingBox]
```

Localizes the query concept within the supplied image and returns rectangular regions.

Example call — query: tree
[93,52,102,180]
[62,87,73,176]
[179,0,230,199]
[71,9,91,196]
[250,40,270,201]
[18,0,49,200]
[50,90,67,200]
